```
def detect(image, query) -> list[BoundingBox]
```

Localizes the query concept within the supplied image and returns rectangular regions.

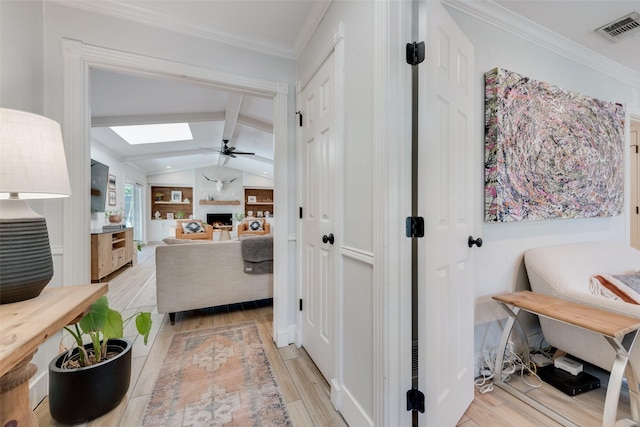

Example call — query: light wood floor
[35,244,348,427]
[35,244,626,426]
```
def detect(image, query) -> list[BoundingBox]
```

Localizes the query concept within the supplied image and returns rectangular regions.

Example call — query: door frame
[61,39,291,345]
[629,107,640,247]
[295,22,345,409]
[371,1,414,426]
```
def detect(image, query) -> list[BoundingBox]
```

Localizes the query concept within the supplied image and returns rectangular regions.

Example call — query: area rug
[142,321,292,426]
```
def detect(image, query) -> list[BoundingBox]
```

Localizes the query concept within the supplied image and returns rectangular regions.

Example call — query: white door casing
[631,123,639,249]
[417,1,476,425]
[298,50,338,386]
[61,39,291,346]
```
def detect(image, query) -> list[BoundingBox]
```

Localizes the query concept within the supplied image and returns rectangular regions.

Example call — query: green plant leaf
[102,308,124,340]
[79,296,109,333]
[136,312,152,345]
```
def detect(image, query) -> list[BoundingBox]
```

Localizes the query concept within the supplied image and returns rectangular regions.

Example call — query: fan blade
[230,151,255,155]
[227,146,237,152]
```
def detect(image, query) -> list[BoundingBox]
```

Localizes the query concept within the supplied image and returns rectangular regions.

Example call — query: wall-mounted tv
[90,159,109,212]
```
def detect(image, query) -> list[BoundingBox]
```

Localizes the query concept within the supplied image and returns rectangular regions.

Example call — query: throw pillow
[589,271,640,305]
[181,221,205,234]
[247,219,264,231]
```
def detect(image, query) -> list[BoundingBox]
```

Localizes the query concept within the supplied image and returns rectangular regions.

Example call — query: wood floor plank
[284,356,347,426]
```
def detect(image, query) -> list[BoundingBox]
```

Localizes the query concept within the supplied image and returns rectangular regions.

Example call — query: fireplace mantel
[199,200,241,205]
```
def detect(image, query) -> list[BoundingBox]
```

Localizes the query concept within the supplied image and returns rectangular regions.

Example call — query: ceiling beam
[218,93,243,167]
[121,148,219,162]
[237,114,273,133]
[91,111,226,127]
[222,94,243,141]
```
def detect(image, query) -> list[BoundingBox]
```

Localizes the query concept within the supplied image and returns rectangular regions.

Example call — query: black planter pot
[49,338,132,424]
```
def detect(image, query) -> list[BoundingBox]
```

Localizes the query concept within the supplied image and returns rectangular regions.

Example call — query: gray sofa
[155,238,273,324]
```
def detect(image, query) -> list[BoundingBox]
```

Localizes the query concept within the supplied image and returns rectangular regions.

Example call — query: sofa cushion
[182,221,205,234]
[590,271,640,304]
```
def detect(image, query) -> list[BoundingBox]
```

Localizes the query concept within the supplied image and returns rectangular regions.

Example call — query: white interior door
[417,1,476,425]
[298,51,337,383]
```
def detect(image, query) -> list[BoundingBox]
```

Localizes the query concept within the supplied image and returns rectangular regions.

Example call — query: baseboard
[275,323,296,348]
[331,378,342,409]
[339,384,373,427]
[29,370,48,410]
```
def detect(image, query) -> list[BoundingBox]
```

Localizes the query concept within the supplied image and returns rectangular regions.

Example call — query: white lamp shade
[0,108,71,199]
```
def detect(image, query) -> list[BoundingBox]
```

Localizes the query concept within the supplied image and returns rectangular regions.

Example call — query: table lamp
[0,108,71,304]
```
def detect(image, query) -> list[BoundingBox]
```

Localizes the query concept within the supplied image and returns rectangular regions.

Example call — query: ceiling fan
[201,139,255,158]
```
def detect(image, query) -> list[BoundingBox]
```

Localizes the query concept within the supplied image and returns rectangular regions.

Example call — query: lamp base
[0,199,53,304]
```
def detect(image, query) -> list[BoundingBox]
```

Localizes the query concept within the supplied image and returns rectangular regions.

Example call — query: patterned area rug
[142,321,292,426]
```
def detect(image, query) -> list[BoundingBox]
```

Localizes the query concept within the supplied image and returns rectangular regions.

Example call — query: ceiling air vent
[596,11,640,42]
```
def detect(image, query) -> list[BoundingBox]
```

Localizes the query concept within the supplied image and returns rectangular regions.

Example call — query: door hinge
[406,216,424,238]
[406,388,425,413]
[299,299,303,311]
[406,41,425,66]
[299,207,303,219]
[637,206,639,215]
[296,111,303,127]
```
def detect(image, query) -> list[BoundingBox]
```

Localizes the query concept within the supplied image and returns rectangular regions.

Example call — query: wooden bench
[492,291,640,427]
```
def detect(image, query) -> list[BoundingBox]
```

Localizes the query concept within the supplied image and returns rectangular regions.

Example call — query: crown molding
[293,1,332,58]
[443,0,640,89]
[50,0,297,60]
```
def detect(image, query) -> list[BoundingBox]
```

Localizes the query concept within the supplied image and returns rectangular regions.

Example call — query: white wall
[445,6,639,366]
[90,142,147,230]
[298,1,376,424]
[0,1,67,408]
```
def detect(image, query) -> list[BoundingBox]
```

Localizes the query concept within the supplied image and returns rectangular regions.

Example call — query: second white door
[298,51,337,384]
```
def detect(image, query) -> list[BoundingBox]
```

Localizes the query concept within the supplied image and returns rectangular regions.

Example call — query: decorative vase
[49,339,132,424]
[108,215,122,224]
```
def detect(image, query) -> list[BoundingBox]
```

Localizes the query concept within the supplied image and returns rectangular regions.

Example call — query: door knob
[468,236,483,248]
[322,233,335,245]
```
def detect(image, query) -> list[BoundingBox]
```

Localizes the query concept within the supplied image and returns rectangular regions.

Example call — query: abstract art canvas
[484,68,625,222]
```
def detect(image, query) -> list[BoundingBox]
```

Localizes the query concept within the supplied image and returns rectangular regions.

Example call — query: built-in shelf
[151,186,193,220]
[244,187,274,217]
[199,200,241,205]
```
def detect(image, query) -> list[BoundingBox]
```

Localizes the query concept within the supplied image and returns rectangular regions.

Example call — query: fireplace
[206,213,233,227]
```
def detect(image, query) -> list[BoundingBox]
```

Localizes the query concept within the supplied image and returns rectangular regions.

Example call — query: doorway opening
[124,181,144,242]
[62,40,291,347]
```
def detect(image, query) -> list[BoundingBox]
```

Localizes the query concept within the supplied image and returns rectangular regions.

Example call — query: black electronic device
[537,365,600,396]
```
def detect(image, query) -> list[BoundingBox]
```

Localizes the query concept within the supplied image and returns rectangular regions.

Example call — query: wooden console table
[0,284,108,426]
[493,291,640,427]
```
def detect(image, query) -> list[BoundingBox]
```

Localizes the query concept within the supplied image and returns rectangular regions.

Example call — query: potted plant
[153,192,164,201]
[175,210,185,219]
[105,208,124,224]
[48,296,152,424]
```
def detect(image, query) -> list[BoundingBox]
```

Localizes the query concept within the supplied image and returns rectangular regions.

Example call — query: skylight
[110,123,193,145]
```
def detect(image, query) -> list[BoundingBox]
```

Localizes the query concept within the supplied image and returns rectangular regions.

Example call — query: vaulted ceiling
[90,69,276,177]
